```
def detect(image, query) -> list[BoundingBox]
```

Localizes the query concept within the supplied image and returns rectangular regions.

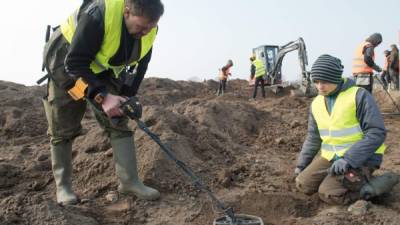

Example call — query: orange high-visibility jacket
[352,41,374,75]
[219,67,231,80]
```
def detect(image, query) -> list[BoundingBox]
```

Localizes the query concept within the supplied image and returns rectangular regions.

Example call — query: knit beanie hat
[311,54,344,84]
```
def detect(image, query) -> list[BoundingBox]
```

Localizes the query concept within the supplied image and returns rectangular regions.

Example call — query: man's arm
[121,48,152,97]
[250,64,255,79]
[343,88,386,168]
[363,46,382,72]
[296,110,322,170]
[65,6,107,99]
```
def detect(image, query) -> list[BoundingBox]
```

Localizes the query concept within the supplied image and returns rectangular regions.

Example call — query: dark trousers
[253,76,266,98]
[217,79,227,95]
[389,69,399,90]
[380,71,391,90]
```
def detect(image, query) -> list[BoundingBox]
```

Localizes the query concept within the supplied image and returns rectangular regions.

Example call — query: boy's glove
[329,158,349,175]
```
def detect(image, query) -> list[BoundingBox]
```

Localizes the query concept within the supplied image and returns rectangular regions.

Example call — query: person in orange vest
[248,55,256,87]
[352,33,383,93]
[380,50,391,90]
[216,59,233,96]
[389,44,399,90]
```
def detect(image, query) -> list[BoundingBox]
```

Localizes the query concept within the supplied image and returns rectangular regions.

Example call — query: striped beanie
[311,54,344,84]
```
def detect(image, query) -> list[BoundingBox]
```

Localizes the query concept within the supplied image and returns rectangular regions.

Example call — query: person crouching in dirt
[41,0,164,205]
[294,54,393,205]
[250,55,266,100]
[216,59,233,96]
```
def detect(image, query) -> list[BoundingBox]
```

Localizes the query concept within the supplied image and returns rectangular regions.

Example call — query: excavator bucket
[299,80,318,97]
[287,81,317,97]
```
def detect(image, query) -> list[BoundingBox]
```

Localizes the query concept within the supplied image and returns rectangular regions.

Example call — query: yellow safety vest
[60,0,157,77]
[252,59,266,78]
[311,86,385,161]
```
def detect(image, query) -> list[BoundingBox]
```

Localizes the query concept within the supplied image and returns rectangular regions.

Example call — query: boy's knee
[296,176,318,195]
[318,183,356,205]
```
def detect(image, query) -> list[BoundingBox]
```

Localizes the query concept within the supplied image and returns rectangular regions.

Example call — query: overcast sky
[0,0,398,86]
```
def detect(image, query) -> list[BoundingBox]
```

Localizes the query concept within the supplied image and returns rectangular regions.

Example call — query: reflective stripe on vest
[352,41,374,74]
[311,85,385,161]
[252,59,266,78]
[60,0,157,77]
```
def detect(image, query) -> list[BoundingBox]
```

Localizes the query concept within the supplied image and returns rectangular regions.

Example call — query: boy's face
[124,7,159,38]
[314,79,338,96]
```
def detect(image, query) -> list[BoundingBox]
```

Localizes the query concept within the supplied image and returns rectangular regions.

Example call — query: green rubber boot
[51,140,78,205]
[111,136,160,200]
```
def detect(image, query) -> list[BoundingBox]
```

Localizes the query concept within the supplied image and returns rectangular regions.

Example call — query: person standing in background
[216,59,233,96]
[380,50,391,90]
[352,33,383,93]
[250,55,266,100]
[389,44,399,90]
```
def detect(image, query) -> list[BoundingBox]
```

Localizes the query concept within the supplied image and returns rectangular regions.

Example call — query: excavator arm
[253,37,317,97]
[268,38,316,96]
[269,38,308,83]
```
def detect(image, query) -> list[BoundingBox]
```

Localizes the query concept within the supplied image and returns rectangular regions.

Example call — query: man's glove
[373,65,382,73]
[329,158,349,175]
[120,96,142,120]
[294,167,303,176]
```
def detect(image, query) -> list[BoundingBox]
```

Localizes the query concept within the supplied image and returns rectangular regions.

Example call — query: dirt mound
[0,81,47,140]
[374,89,400,114]
[1,79,400,225]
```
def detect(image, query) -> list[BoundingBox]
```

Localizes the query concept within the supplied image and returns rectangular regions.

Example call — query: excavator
[251,37,317,97]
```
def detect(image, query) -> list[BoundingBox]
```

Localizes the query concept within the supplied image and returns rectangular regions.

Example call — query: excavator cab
[252,38,317,97]
[253,45,280,85]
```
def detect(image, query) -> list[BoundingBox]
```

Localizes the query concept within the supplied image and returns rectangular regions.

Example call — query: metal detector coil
[132,118,264,225]
[213,214,264,225]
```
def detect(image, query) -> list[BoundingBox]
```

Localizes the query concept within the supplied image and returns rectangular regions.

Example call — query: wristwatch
[94,91,107,104]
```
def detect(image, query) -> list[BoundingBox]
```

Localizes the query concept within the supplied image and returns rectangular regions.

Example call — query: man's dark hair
[126,0,164,22]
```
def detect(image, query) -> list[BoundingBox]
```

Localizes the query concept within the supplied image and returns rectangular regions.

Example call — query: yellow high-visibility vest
[61,0,157,77]
[311,85,385,161]
[252,59,266,78]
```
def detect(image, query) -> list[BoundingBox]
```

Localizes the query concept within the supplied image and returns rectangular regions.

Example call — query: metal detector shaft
[134,119,237,222]
[373,74,400,113]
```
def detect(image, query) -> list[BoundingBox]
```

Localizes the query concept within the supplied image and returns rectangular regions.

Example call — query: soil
[1,78,400,225]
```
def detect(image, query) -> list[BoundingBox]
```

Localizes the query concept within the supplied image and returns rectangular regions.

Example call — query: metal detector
[134,119,264,225]
[373,74,400,115]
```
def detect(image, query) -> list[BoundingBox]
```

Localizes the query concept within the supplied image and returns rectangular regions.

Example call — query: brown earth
[1,78,400,225]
